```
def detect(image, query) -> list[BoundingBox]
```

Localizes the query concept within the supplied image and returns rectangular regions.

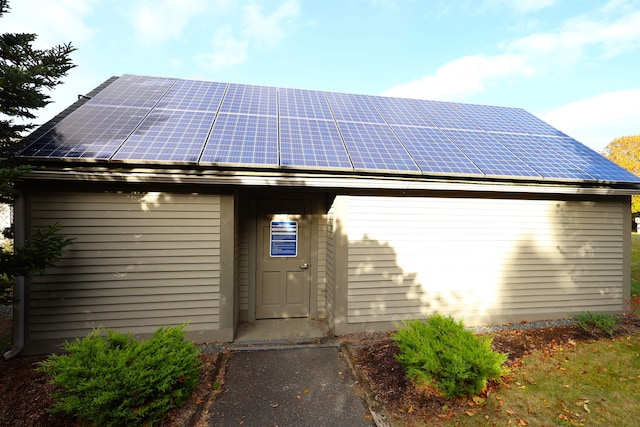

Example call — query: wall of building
[23,191,225,354]
[332,194,631,334]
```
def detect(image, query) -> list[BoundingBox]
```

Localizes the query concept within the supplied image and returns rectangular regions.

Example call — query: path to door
[206,347,376,426]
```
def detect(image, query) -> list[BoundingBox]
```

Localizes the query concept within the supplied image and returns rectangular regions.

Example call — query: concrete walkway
[206,346,376,426]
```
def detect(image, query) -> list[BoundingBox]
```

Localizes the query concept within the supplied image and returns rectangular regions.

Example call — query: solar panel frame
[488,133,596,180]
[414,99,485,131]
[219,83,277,116]
[111,110,216,163]
[442,129,542,178]
[20,105,150,160]
[155,79,227,112]
[454,103,529,134]
[200,113,279,167]
[391,125,484,176]
[336,121,420,173]
[324,92,386,124]
[539,136,640,183]
[495,108,567,137]
[279,87,334,120]
[87,74,176,109]
[370,96,438,127]
[279,117,352,170]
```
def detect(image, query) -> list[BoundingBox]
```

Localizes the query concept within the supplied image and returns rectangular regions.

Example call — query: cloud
[484,0,558,13]
[242,0,301,48]
[1,0,97,47]
[130,0,208,44]
[383,5,640,101]
[197,26,249,68]
[198,0,301,69]
[541,88,640,152]
[383,54,534,101]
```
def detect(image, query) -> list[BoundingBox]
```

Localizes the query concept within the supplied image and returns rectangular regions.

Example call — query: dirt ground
[1,313,639,427]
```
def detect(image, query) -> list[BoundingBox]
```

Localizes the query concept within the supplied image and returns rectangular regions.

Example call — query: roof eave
[20,166,640,196]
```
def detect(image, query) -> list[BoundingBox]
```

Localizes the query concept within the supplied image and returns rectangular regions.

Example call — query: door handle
[299,263,310,270]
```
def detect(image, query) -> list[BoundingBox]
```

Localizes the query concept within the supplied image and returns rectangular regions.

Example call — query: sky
[2,0,640,153]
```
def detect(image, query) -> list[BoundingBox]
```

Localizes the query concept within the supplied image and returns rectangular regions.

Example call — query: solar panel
[279,118,352,169]
[391,126,483,175]
[325,92,386,123]
[20,105,149,160]
[279,88,333,120]
[489,133,595,180]
[155,79,227,112]
[18,74,640,185]
[336,121,419,172]
[87,74,175,108]
[200,113,278,166]
[454,103,528,134]
[112,110,216,163]
[219,83,277,116]
[370,96,437,127]
[414,99,484,131]
[496,108,566,137]
[539,136,640,182]
[442,129,541,178]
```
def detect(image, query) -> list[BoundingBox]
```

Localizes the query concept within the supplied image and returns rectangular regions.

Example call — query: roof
[18,74,640,186]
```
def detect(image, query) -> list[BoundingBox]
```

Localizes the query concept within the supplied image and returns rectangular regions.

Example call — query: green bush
[38,324,201,427]
[392,315,507,399]
[575,311,618,336]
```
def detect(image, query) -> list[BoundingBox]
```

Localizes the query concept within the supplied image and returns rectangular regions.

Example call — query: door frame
[245,192,319,322]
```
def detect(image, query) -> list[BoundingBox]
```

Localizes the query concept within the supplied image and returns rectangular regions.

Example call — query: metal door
[256,200,311,318]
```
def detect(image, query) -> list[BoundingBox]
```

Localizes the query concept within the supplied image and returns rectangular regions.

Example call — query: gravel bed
[469,318,576,334]
[0,304,12,318]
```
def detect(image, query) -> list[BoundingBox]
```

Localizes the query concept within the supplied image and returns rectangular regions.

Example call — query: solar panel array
[19,74,640,184]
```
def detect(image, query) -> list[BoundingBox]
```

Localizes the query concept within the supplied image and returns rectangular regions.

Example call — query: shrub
[38,324,201,427]
[392,315,507,399]
[575,311,618,336]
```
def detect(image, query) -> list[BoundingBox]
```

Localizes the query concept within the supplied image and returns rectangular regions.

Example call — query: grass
[433,334,640,426]
[632,233,640,297]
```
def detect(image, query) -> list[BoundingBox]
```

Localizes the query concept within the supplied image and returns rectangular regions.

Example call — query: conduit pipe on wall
[4,190,25,360]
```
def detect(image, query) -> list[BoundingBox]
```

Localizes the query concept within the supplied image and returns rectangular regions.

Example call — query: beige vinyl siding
[25,191,222,352]
[325,207,336,328]
[316,216,328,318]
[346,195,626,326]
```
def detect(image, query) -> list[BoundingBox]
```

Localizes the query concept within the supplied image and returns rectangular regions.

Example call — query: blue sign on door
[270,221,298,257]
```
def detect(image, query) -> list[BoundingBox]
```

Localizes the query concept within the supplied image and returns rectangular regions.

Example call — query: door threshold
[235,318,332,345]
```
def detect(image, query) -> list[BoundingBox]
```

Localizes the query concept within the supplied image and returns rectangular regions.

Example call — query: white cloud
[541,89,640,152]
[484,0,558,13]
[197,26,249,68]
[383,54,534,100]
[1,0,97,47]
[199,0,301,69]
[130,0,208,45]
[242,0,301,48]
[384,6,640,101]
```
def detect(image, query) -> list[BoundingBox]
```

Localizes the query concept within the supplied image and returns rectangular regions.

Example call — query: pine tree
[1,0,75,301]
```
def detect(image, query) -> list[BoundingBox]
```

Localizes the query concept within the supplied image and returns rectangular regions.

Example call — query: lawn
[447,333,640,427]
[631,233,640,297]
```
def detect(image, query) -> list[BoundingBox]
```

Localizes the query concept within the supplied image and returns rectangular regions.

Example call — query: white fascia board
[23,168,640,196]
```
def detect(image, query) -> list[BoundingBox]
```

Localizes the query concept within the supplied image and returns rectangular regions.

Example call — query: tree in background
[603,135,640,214]
[1,0,75,303]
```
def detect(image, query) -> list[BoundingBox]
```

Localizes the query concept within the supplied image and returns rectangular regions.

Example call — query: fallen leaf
[303,389,309,394]
[516,419,529,426]
[465,410,475,416]
[271,403,279,408]
[473,396,486,406]
[584,404,590,413]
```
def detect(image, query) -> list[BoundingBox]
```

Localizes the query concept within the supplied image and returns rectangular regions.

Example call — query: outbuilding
[10,74,640,355]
